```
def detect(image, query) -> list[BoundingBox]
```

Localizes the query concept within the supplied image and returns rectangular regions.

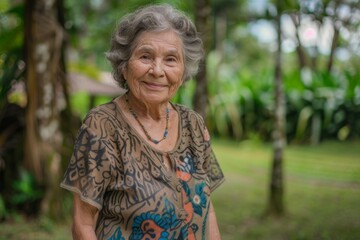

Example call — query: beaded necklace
[125,93,169,144]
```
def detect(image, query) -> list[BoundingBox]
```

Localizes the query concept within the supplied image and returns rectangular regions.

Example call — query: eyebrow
[136,46,153,52]
[136,46,181,56]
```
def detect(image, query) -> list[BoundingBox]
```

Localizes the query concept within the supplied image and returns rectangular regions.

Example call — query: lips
[142,81,168,90]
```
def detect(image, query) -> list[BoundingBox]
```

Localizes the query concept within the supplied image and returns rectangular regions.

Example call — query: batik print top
[60,99,225,240]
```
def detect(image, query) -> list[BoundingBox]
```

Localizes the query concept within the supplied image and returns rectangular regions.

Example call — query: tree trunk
[290,13,307,70]
[193,0,212,119]
[215,12,227,53]
[24,0,42,184]
[267,0,286,217]
[327,22,339,73]
[24,0,67,218]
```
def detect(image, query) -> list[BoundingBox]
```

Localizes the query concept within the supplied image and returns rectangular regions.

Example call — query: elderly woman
[61,4,225,240]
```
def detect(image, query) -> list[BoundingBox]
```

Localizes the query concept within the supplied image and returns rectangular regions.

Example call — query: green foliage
[205,50,274,140]
[68,62,101,80]
[198,48,360,143]
[0,0,9,11]
[11,169,43,206]
[70,92,113,119]
[172,79,196,107]
[0,3,24,104]
[286,69,360,143]
[0,50,23,104]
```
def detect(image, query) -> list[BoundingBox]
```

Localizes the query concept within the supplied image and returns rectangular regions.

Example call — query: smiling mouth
[142,81,168,89]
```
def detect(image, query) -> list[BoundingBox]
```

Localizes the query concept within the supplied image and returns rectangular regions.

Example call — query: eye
[165,56,177,63]
[140,54,151,60]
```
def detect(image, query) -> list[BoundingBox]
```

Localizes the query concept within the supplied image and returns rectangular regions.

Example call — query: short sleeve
[202,126,225,192]
[60,123,113,210]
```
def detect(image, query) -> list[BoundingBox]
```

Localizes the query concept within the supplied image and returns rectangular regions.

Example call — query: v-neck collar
[112,96,182,155]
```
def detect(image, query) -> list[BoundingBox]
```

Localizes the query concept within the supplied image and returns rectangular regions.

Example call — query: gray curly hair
[106,4,204,88]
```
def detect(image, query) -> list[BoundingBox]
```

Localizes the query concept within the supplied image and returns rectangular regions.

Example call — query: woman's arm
[72,193,99,240]
[209,201,222,240]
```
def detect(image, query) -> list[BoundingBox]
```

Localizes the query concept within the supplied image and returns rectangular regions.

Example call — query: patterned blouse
[60,99,225,240]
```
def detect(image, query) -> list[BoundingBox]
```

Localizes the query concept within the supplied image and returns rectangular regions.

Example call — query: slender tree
[193,0,212,119]
[289,12,308,70]
[267,0,286,216]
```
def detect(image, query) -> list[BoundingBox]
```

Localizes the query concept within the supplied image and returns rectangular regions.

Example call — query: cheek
[170,67,184,85]
[170,74,183,87]
[121,66,130,81]
[168,78,183,96]
[123,67,141,87]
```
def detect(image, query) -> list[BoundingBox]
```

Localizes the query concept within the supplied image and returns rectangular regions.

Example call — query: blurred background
[0,0,359,239]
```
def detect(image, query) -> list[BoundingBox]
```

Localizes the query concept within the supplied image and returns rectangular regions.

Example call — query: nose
[149,60,164,77]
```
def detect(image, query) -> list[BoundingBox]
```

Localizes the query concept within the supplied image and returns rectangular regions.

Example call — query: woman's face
[122,30,185,105]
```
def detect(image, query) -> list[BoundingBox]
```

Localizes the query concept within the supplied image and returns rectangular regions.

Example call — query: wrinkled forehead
[131,29,185,56]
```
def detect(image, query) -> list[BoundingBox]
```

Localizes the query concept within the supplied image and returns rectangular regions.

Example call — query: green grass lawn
[212,139,360,240]
[0,140,359,240]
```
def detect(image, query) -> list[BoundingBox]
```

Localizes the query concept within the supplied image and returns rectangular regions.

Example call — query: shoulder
[78,101,122,139]
[173,103,204,123]
[173,103,208,135]
[83,101,117,125]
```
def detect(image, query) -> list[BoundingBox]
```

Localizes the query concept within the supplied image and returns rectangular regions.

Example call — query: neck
[125,92,170,144]
[126,92,168,120]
